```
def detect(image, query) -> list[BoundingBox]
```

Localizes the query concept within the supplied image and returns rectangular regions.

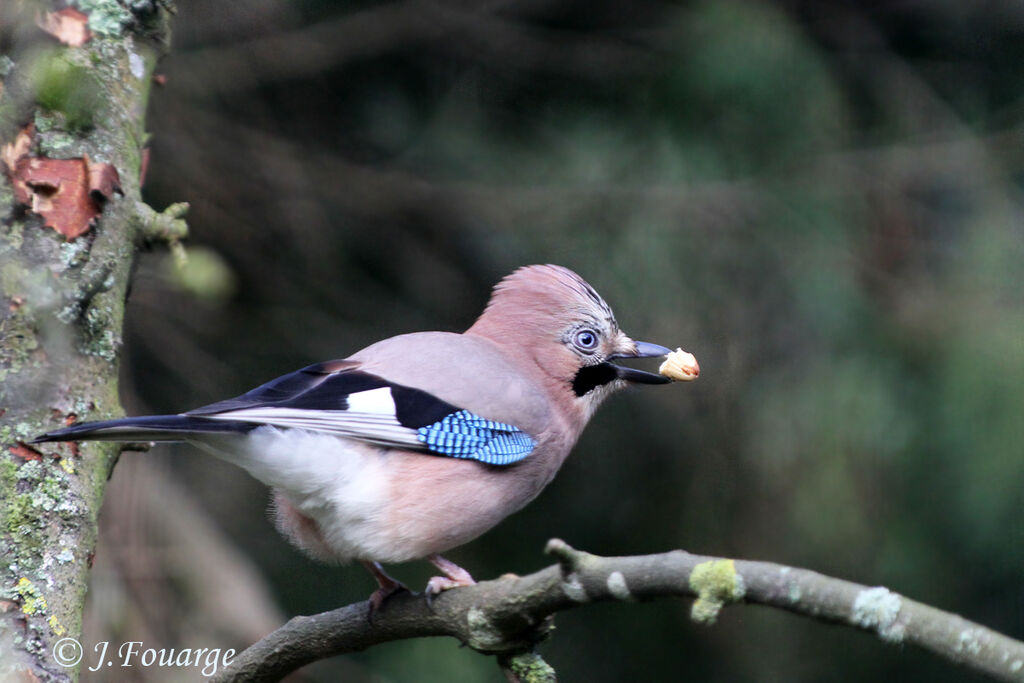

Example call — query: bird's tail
[32,415,256,444]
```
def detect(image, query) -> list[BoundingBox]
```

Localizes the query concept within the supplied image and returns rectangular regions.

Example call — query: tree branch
[215,539,1024,683]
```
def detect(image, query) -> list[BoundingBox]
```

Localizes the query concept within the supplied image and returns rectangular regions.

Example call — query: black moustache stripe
[572,363,619,396]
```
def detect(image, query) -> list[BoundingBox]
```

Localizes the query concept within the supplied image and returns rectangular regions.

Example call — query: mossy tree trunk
[0,3,178,680]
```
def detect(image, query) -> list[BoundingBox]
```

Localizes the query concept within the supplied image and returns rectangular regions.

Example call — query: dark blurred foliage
[86,0,1024,680]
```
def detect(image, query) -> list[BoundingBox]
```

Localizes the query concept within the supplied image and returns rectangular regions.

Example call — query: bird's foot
[425,575,473,595]
[362,561,409,622]
[424,554,476,607]
[368,580,409,617]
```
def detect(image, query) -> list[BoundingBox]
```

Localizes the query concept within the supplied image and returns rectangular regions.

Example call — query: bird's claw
[367,580,409,622]
[423,554,476,608]
[362,560,410,623]
[424,574,476,608]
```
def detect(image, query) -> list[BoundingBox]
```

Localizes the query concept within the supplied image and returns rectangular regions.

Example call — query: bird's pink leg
[362,560,408,618]
[425,554,476,599]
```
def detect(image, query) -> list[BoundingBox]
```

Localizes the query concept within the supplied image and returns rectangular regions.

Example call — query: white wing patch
[345,386,396,414]
[204,387,423,450]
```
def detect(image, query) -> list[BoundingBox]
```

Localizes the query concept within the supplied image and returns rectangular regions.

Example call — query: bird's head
[466,265,672,418]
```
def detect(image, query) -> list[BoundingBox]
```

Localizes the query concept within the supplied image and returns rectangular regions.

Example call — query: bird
[33,264,691,610]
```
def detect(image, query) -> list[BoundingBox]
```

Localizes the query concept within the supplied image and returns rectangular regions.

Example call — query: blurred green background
[82,0,1024,680]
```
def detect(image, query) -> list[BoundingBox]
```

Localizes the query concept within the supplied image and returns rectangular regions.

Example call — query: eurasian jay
[34,265,697,608]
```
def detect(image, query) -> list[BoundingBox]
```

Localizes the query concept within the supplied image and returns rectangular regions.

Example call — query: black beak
[608,340,672,384]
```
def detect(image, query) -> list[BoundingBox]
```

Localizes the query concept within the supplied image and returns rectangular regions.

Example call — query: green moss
[3,491,35,535]
[2,482,42,556]
[688,559,747,625]
[31,53,102,131]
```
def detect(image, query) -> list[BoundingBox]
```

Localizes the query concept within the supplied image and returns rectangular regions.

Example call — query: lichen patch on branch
[466,607,506,651]
[12,577,47,616]
[561,572,589,603]
[958,629,984,656]
[499,651,557,683]
[851,586,905,644]
[688,559,746,624]
[606,571,633,601]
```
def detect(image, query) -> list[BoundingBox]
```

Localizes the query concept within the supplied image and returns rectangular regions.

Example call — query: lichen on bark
[0,2,177,680]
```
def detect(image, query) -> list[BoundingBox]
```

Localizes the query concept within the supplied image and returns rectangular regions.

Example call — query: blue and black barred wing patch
[190,365,536,465]
[417,410,535,465]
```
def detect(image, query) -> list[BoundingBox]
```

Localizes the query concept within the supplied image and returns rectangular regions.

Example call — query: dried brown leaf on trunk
[17,156,121,239]
[10,444,43,462]
[3,127,122,239]
[85,153,121,199]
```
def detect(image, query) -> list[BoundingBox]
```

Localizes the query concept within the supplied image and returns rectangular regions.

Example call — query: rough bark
[0,2,178,681]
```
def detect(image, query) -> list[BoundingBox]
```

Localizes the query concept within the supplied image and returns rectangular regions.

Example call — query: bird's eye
[572,329,599,352]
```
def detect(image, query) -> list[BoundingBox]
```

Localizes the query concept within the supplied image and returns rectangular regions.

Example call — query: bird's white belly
[190,426,543,563]
[192,427,400,562]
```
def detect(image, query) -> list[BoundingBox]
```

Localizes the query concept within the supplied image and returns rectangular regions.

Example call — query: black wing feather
[32,415,257,443]
[188,363,460,431]
[390,384,460,428]
[32,362,536,465]
[188,361,390,415]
